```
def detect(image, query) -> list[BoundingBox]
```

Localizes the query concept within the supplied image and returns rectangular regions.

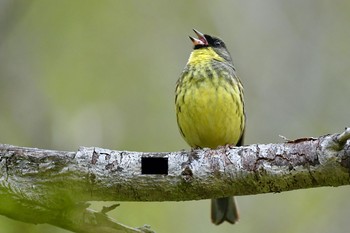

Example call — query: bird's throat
[187,48,224,66]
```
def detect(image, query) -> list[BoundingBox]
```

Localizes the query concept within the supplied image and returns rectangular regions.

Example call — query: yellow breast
[176,49,245,149]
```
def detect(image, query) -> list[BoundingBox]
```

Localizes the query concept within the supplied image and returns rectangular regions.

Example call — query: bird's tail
[211,196,239,225]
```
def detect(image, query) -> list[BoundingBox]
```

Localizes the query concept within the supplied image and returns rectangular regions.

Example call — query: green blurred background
[0,0,349,232]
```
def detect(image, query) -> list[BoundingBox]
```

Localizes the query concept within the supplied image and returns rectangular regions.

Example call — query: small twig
[101,204,120,215]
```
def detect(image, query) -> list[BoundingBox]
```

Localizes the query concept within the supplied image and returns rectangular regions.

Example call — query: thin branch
[0,128,350,232]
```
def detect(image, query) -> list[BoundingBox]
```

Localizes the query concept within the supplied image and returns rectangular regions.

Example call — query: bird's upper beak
[189,29,208,46]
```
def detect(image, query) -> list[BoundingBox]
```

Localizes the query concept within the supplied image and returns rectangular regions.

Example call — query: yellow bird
[175,29,245,225]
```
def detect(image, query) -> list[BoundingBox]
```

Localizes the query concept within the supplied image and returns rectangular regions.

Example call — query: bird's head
[189,29,232,63]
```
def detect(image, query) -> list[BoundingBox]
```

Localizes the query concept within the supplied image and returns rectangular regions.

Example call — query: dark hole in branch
[141,157,168,175]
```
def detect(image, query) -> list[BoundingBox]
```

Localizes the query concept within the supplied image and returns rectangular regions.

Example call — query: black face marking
[204,34,226,49]
[194,44,208,50]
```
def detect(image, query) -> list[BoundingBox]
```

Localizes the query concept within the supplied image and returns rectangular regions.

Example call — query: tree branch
[1,128,350,232]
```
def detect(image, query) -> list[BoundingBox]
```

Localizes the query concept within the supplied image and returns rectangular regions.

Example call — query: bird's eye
[214,40,221,46]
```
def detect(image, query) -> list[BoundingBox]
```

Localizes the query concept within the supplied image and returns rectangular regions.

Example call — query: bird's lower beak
[189,36,205,46]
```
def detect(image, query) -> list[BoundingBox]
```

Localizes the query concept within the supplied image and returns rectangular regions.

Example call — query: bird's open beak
[189,29,208,46]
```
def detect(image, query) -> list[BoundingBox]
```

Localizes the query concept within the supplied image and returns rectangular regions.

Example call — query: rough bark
[0,128,349,232]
